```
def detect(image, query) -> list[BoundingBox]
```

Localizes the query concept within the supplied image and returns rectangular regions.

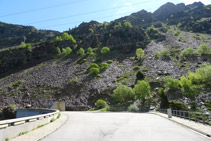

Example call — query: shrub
[136,48,144,60]
[134,80,150,101]
[12,80,24,87]
[87,47,94,55]
[70,78,78,83]
[196,44,211,55]
[133,65,141,71]
[95,99,106,109]
[124,21,133,28]
[164,77,180,90]
[9,104,16,110]
[107,60,113,64]
[78,48,85,56]
[89,67,100,75]
[180,47,195,59]
[100,63,109,70]
[101,47,110,55]
[169,100,188,110]
[20,42,26,48]
[195,65,211,86]
[180,76,198,99]
[160,49,170,58]
[61,33,76,43]
[65,47,72,55]
[154,51,160,58]
[89,63,99,69]
[174,31,180,36]
[56,47,61,55]
[187,72,202,85]
[178,36,186,42]
[112,84,135,103]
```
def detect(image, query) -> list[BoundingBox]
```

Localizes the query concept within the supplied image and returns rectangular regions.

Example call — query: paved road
[43,112,210,141]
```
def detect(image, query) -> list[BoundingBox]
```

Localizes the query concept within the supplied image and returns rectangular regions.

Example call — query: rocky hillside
[0,2,211,113]
[0,22,59,49]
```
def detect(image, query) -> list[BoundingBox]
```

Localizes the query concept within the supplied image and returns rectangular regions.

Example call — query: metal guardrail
[159,109,211,125]
[0,109,59,128]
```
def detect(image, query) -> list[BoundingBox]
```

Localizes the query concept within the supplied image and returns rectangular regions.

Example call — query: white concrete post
[167,108,172,118]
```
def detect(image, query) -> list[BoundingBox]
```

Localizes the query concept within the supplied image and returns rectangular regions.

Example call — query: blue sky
[0,0,210,32]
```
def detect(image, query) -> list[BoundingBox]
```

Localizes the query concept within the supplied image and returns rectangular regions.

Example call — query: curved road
[43,112,210,141]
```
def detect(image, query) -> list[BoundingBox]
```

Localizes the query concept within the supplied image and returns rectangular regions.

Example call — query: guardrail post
[167,108,172,118]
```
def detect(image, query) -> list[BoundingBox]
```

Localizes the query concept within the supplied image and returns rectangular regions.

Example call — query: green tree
[95,99,106,109]
[136,48,144,59]
[160,49,170,58]
[56,47,61,55]
[101,47,110,55]
[87,47,94,55]
[89,63,99,69]
[65,47,72,55]
[78,48,85,56]
[197,44,211,55]
[26,43,31,50]
[112,84,135,103]
[100,63,109,70]
[124,21,133,28]
[61,48,67,56]
[90,67,100,75]
[180,76,198,99]
[180,47,195,59]
[55,36,62,42]
[20,42,26,48]
[134,80,150,101]
[164,77,180,90]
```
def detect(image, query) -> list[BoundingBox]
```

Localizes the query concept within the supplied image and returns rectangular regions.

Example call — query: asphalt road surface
[43,112,210,141]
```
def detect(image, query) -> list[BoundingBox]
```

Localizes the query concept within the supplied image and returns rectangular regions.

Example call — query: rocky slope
[0,2,211,112]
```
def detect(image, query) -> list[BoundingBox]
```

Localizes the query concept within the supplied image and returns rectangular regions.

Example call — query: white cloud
[181,0,211,5]
[124,2,132,6]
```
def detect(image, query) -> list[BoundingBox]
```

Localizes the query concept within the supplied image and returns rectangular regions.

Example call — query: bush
[124,21,133,28]
[89,63,99,69]
[100,63,109,70]
[87,47,94,55]
[169,100,188,110]
[160,49,170,58]
[136,48,144,60]
[180,47,195,59]
[107,60,113,64]
[101,47,110,55]
[70,78,78,83]
[12,80,24,87]
[78,48,85,56]
[178,36,186,42]
[65,47,72,55]
[56,47,61,55]
[133,65,141,71]
[154,51,160,58]
[196,44,211,55]
[195,65,211,86]
[95,99,106,109]
[164,77,180,90]
[20,42,26,48]
[134,80,150,101]
[174,31,180,36]
[112,84,135,103]
[180,76,198,99]
[89,67,100,75]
